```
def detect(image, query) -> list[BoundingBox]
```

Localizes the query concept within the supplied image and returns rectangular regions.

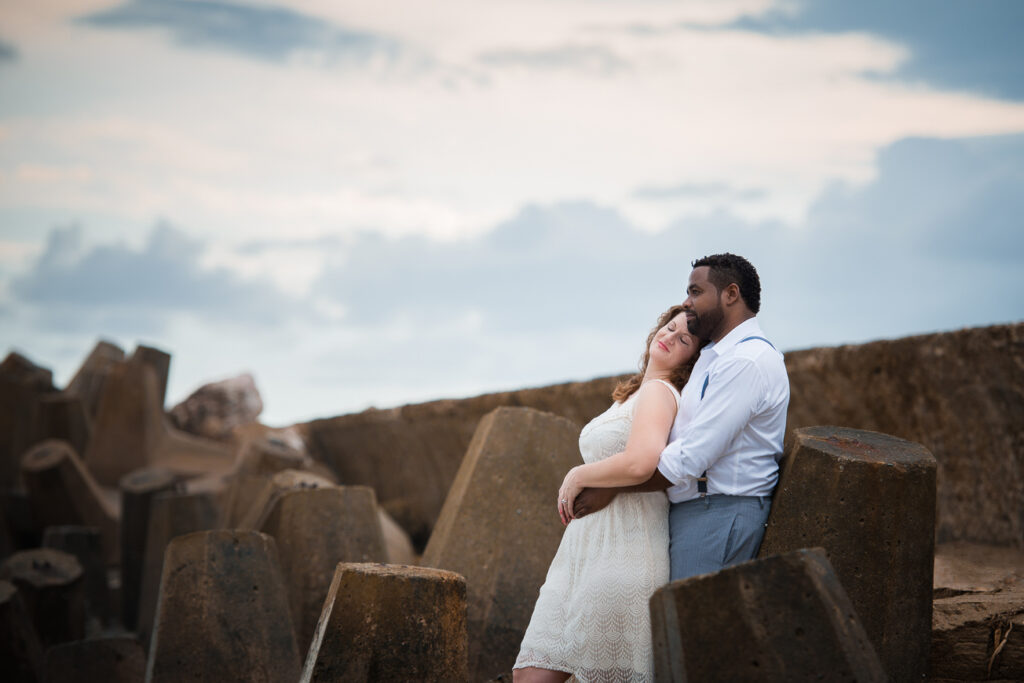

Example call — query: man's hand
[573,487,617,519]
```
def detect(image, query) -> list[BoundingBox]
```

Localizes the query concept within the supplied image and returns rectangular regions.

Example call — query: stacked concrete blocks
[421,406,582,681]
[146,529,300,682]
[0,548,85,648]
[650,547,884,682]
[301,563,468,682]
[759,425,937,681]
[119,467,178,630]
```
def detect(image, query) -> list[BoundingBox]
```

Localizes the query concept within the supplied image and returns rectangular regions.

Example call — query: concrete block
[421,406,581,680]
[0,548,85,648]
[41,525,110,631]
[65,340,125,419]
[130,345,171,409]
[146,530,300,683]
[36,393,92,462]
[300,563,467,682]
[118,467,178,630]
[218,439,309,528]
[0,578,45,682]
[136,491,219,650]
[43,635,145,683]
[650,547,885,682]
[0,352,55,490]
[258,486,386,652]
[236,468,335,530]
[20,440,119,565]
[759,426,937,681]
[930,589,1024,681]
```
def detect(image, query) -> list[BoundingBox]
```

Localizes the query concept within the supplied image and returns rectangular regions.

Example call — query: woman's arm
[557,381,677,522]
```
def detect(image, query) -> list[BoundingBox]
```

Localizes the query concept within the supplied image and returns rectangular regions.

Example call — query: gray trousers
[668,495,771,582]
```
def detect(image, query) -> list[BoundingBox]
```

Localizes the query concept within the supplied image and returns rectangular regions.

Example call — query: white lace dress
[514,381,677,682]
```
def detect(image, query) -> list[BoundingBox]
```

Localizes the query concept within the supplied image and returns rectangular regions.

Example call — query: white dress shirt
[658,317,790,503]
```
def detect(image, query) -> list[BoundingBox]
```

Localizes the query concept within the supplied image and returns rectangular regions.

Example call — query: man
[575,253,790,581]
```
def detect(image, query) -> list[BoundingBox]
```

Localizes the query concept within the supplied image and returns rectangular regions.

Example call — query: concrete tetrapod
[0,351,55,490]
[650,547,885,682]
[41,525,110,631]
[421,406,581,681]
[758,426,937,681]
[119,467,178,630]
[136,490,220,651]
[258,485,387,653]
[20,440,119,565]
[301,562,468,683]
[0,548,85,648]
[43,635,146,683]
[0,579,45,683]
[146,529,300,683]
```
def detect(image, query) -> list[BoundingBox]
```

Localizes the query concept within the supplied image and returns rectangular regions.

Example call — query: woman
[513,304,699,683]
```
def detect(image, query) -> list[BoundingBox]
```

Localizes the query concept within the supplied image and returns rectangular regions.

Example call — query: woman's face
[649,312,698,370]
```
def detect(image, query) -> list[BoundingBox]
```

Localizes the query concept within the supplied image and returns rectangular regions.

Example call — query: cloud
[478,44,631,76]
[0,38,16,63]
[11,222,306,335]
[724,0,1024,100]
[633,182,766,202]
[78,0,401,64]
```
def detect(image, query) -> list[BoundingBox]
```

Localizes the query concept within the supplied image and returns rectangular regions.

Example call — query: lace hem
[514,652,652,683]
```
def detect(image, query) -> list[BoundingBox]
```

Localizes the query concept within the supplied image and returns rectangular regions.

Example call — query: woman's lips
[657,341,668,352]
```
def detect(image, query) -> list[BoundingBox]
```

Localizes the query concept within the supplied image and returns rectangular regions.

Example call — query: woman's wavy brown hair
[612,304,697,403]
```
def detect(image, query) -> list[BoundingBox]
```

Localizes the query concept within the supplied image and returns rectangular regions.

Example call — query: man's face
[682,266,724,342]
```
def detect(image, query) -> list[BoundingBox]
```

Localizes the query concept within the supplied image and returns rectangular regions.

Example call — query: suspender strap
[697,334,775,496]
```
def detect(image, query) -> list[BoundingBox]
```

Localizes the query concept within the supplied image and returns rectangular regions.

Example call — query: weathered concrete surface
[0,351,56,490]
[258,486,387,652]
[784,323,1023,549]
[168,372,263,441]
[935,542,1024,598]
[119,467,178,630]
[235,468,335,530]
[21,440,119,565]
[650,547,884,682]
[421,406,581,681]
[130,344,170,409]
[43,635,146,683]
[136,490,220,651]
[0,578,45,682]
[65,340,125,419]
[83,355,234,487]
[218,438,313,528]
[0,548,85,648]
[930,589,1024,681]
[299,376,622,549]
[41,525,110,631]
[147,530,300,683]
[36,393,92,462]
[301,563,467,683]
[759,426,936,682]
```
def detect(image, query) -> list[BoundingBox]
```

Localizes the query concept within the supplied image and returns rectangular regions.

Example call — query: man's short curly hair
[692,253,761,314]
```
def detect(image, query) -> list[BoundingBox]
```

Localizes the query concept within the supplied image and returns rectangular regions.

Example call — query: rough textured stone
[930,589,1024,681]
[0,578,45,682]
[65,340,125,419]
[0,548,85,648]
[421,406,581,681]
[650,548,884,682]
[299,376,623,549]
[83,355,234,487]
[119,467,178,630]
[146,530,300,683]
[130,345,170,409]
[300,563,467,683]
[0,351,56,490]
[21,440,119,565]
[784,323,1023,549]
[236,468,335,530]
[759,426,937,682]
[934,542,1024,598]
[258,486,387,652]
[43,635,146,683]
[168,372,263,441]
[36,393,92,463]
[218,438,312,527]
[41,525,110,631]
[136,491,219,651]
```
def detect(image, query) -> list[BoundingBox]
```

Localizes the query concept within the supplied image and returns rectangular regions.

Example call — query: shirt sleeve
[657,354,765,485]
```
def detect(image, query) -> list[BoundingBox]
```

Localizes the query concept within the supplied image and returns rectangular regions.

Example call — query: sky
[1,0,1022,425]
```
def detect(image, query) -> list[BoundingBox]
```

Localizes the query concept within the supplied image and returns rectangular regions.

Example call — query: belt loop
[703,496,710,509]
[758,496,766,509]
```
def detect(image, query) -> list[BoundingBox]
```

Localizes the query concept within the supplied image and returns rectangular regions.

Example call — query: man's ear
[722,282,741,307]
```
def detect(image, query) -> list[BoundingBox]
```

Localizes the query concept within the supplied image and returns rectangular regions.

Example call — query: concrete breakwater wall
[300,321,1023,551]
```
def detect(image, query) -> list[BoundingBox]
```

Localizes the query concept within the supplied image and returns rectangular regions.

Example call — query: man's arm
[572,470,671,519]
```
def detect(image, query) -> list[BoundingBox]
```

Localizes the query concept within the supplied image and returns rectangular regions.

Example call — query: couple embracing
[514,253,791,682]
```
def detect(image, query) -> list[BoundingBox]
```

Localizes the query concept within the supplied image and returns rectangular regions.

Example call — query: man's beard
[687,303,723,342]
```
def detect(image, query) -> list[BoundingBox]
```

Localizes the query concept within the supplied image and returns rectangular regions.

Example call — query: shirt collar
[708,317,762,357]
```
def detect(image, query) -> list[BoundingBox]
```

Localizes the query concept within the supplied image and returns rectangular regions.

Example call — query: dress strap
[645,378,681,403]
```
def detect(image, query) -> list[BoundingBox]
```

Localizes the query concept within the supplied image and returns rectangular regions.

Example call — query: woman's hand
[557,465,585,526]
